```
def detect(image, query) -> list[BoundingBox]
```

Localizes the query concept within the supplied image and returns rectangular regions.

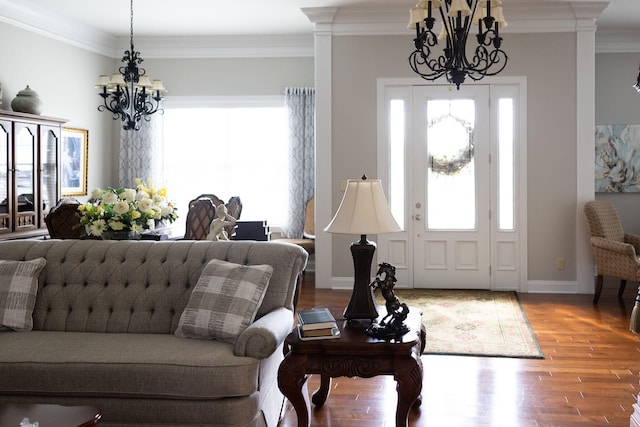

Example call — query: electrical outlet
[556,258,566,270]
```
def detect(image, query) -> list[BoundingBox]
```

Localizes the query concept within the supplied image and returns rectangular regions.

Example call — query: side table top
[286,306,423,356]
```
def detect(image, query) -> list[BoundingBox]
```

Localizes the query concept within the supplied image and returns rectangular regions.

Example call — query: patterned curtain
[281,87,315,238]
[119,115,163,188]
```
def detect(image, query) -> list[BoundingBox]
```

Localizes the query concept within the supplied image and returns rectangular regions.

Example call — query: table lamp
[324,175,401,320]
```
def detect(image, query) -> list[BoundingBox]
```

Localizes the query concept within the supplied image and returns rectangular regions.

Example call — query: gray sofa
[0,239,307,427]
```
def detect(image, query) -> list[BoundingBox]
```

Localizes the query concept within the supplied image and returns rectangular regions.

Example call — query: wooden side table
[278,307,425,427]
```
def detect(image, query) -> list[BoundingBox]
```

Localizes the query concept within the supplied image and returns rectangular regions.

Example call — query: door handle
[414,214,422,221]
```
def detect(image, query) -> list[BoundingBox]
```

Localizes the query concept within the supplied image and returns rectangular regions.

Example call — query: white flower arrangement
[78,178,178,237]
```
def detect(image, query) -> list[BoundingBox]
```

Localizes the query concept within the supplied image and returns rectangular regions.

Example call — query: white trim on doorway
[376,77,529,292]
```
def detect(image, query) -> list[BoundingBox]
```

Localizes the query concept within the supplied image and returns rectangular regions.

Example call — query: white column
[302,8,336,289]
[573,10,599,294]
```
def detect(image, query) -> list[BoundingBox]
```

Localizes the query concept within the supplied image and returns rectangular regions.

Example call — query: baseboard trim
[321,277,584,294]
[526,280,579,294]
[328,277,352,290]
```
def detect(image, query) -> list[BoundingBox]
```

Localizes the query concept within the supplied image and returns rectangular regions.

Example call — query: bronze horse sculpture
[366,262,410,337]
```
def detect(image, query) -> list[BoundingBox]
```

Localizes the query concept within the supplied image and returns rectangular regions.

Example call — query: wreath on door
[427,114,475,175]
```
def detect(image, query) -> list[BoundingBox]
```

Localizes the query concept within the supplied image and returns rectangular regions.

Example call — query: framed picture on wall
[595,124,640,192]
[61,127,88,196]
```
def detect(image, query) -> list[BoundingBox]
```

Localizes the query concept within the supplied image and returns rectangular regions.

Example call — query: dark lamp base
[343,235,379,320]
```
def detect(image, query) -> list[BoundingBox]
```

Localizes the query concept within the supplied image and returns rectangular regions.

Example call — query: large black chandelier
[408,0,508,90]
[95,0,166,131]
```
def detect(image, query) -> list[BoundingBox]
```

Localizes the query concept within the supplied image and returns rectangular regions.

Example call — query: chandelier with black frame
[408,0,508,90]
[95,0,167,131]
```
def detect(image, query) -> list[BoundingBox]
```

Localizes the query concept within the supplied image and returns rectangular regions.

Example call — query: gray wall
[509,33,577,282]
[595,52,640,234]
[0,22,115,195]
[329,32,579,282]
[144,57,314,96]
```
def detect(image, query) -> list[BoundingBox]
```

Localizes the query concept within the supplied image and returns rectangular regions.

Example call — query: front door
[412,85,491,289]
[377,81,523,290]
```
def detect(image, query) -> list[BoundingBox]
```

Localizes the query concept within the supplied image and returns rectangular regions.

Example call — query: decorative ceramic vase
[11,85,43,115]
[101,230,141,241]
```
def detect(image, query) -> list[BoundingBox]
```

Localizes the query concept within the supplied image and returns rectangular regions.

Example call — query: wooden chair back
[184,198,217,240]
[45,198,83,239]
[189,194,224,209]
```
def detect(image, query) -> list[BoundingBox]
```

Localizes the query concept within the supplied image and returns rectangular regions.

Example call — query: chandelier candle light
[408,0,508,89]
[95,0,166,131]
[324,176,401,320]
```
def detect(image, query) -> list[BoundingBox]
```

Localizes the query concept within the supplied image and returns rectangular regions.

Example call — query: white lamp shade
[438,21,451,40]
[472,3,507,28]
[137,75,153,89]
[152,79,167,93]
[407,6,428,29]
[477,0,502,6]
[95,75,111,88]
[416,0,442,8]
[494,6,508,28]
[472,5,487,25]
[109,73,126,87]
[324,178,401,235]
[448,0,472,17]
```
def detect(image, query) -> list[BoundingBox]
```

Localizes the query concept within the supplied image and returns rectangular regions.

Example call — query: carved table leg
[278,353,311,427]
[394,356,423,427]
[311,374,331,407]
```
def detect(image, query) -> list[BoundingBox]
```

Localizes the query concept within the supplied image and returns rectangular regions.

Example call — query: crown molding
[0,0,115,56]
[596,31,640,53]
[0,0,634,57]
[0,0,314,58]
[311,2,609,36]
[115,35,315,59]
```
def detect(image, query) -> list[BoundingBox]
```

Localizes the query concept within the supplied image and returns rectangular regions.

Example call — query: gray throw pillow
[175,259,273,342]
[0,258,46,331]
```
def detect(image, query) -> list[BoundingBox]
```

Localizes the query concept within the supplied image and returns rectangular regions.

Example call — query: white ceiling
[1,0,638,37]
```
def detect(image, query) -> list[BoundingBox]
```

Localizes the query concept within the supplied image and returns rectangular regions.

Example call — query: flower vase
[101,230,141,240]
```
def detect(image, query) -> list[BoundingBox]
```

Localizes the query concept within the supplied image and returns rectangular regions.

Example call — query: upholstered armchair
[275,196,315,256]
[584,200,640,303]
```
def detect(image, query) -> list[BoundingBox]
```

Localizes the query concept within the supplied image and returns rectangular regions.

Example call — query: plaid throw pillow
[175,259,273,342]
[0,258,46,332]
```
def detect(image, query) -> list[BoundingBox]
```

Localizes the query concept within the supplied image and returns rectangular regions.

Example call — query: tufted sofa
[0,239,307,427]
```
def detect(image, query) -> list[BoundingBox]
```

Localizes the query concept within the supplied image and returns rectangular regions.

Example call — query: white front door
[377,80,523,291]
[412,85,491,289]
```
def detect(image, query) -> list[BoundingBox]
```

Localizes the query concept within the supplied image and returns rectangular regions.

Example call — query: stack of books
[296,307,340,340]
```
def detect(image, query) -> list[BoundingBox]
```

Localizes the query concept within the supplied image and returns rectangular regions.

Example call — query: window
[426,98,476,230]
[389,99,406,230]
[162,98,289,226]
[498,97,514,230]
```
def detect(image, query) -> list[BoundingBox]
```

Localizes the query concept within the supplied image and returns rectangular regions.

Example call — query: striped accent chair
[584,200,640,303]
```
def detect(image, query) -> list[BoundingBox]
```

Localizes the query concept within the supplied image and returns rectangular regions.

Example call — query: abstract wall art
[595,124,640,192]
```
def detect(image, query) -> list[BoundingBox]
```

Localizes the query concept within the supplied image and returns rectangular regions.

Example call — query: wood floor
[278,274,640,427]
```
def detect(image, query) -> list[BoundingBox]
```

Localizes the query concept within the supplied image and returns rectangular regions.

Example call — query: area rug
[385,289,544,359]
